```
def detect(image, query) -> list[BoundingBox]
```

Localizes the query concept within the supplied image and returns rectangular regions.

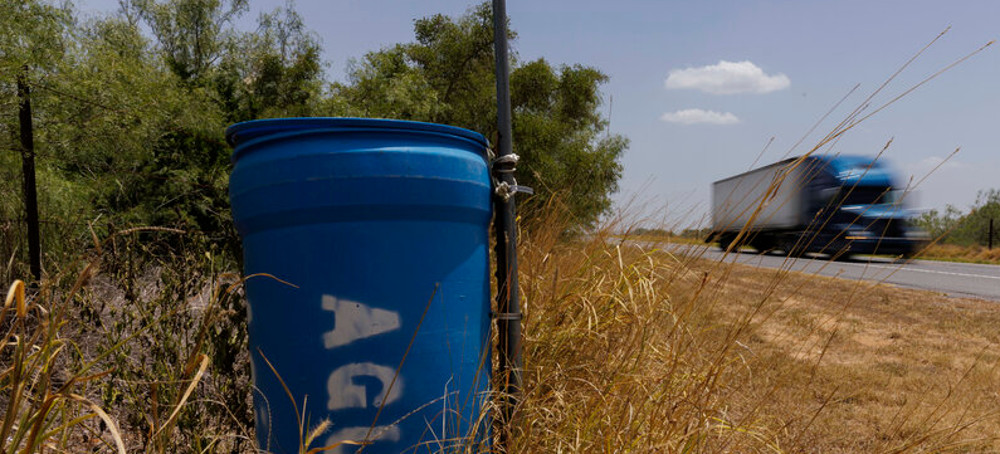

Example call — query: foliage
[131,0,249,82]
[0,0,71,74]
[2,0,625,279]
[5,2,999,451]
[0,0,76,276]
[1,0,328,274]
[101,0,322,254]
[332,3,627,228]
[915,205,964,241]
[915,189,1000,247]
[213,1,324,122]
[511,59,627,228]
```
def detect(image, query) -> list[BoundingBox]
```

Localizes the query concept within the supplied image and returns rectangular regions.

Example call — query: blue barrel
[227,118,492,454]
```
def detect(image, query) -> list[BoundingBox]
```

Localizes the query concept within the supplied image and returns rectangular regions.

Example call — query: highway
[638,242,1000,301]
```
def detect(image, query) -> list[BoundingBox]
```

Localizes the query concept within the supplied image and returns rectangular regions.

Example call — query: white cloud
[665,60,790,95]
[909,155,965,173]
[660,109,740,125]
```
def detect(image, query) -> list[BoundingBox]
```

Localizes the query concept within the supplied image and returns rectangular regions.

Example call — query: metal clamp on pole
[491,153,534,201]
[494,182,534,201]
[491,311,524,321]
[492,153,520,170]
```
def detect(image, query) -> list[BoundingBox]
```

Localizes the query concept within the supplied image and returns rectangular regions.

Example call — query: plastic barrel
[227,118,492,454]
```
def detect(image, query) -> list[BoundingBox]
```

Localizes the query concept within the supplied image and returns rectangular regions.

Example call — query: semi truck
[708,155,925,258]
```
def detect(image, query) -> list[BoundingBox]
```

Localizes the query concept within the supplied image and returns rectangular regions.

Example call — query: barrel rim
[226,117,489,153]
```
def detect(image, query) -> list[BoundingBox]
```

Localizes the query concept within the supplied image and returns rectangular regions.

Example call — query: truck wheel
[751,237,775,254]
[832,251,855,262]
[782,239,805,258]
[717,234,735,252]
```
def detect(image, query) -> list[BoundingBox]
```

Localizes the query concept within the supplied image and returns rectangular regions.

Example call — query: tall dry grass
[3,208,1000,453]
[1,278,127,454]
[921,243,1000,264]
[509,206,721,451]
[1,228,253,453]
[508,204,1000,453]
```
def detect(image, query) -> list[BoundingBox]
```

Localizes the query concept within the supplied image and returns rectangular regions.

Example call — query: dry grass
[5,221,1000,453]
[1,229,253,453]
[705,258,1000,452]
[921,243,1000,265]
[511,214,1000,453]
[1,278,128,453]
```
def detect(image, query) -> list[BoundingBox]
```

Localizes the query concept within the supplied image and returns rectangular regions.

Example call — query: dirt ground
[696,255,1000,452]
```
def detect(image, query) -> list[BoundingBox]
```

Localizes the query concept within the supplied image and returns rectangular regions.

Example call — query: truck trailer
[708,155,925,258]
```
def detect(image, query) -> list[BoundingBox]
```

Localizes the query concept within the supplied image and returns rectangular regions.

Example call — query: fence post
[989,218,994,250]
[18,67,41,283]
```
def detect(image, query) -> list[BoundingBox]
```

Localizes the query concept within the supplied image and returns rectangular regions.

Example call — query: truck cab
[804,155,923,258]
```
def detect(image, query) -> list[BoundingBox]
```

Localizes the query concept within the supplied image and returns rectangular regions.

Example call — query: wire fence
[0,216,94,283]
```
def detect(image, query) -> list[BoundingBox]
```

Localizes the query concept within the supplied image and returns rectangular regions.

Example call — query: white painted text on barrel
[322,295,401,349]
[327,362,402,410]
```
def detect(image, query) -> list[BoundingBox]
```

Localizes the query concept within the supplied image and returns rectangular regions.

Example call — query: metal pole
[491,0,523,447]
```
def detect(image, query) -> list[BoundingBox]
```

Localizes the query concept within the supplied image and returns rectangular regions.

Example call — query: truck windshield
[839,186,897,206]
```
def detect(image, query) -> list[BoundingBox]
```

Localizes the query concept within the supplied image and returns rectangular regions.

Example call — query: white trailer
[711,157,813,235]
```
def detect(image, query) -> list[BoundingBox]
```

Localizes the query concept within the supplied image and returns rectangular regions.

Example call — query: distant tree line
[1,0,627,275]
[914,189,1000,247]
[630,227,710,239]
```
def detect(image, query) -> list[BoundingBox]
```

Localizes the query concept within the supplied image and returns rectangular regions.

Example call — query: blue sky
[75,0,1000,225]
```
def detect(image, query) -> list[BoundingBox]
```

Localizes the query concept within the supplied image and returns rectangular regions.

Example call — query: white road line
[811,261,1000,281]
[912,259,1000,271]
[640,242,1000,282]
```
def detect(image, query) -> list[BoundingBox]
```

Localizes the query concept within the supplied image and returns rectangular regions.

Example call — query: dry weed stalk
[1,278,127,453]
[2,227,251,453]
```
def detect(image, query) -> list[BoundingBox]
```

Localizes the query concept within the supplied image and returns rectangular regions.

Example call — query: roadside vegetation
[912,189,1000,263]
[10,205,1000,453]
[4,0,1000,453]
[920,243,1000,264]
[0,0,626,286]
[2,1,623,451]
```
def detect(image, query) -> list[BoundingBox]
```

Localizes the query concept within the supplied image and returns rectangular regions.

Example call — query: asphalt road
[638,242,1000,301]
